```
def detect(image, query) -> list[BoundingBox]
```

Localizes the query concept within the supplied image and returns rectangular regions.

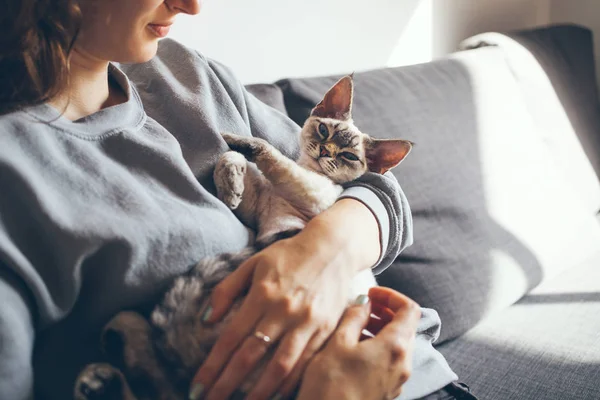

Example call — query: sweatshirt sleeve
[205,57,413,273]
[0,266,35,400]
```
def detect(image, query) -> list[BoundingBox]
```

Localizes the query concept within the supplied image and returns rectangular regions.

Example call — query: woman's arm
[302,198,381,272]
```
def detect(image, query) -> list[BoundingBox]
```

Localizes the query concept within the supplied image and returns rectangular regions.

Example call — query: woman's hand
[297,287,421,400]
[189,199,382,400]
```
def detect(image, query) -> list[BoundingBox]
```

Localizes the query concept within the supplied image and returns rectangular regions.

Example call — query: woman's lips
[147,24,171,38]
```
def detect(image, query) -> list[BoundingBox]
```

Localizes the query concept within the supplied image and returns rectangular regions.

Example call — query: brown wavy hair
[0,0,82,115]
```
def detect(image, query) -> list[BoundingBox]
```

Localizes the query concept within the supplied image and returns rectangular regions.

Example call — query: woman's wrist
[294,198,381,274]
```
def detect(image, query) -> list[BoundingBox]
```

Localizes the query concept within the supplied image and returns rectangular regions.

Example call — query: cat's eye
[318,123,329,139]
[341,152,359,161]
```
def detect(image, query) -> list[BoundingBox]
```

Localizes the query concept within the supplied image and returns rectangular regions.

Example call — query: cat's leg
[254,194,306,247]
[74,363,138,400]
[222,134,342,214]
[190,247,257,283]
[214,150,263,229]
[101,311,180,400]
[213,151,248,210]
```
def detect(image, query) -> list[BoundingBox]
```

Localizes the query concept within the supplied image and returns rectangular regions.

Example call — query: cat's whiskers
[319,158,336,175]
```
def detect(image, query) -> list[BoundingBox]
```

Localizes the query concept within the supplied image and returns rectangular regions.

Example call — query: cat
[73,75,413,400]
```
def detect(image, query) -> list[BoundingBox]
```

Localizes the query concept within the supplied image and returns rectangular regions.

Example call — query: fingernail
[354,294,370,306]
[201,305,213,322]
[189,383,204,400]
[271,393,283,400]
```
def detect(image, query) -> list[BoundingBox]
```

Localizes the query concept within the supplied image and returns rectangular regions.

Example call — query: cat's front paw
[74,363,135,400]
[222,133,268,161]
[214,151,247,210]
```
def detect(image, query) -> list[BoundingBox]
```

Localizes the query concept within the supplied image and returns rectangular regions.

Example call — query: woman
[0,1,474,399]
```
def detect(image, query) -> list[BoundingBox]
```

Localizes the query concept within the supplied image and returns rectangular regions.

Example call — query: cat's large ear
[311,75,354,120]
[365,138,413,174]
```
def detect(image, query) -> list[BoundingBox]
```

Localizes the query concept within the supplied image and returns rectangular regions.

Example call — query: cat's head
[298,75,412,183]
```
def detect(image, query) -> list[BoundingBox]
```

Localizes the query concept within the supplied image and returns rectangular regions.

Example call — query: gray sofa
[246,24,600,400]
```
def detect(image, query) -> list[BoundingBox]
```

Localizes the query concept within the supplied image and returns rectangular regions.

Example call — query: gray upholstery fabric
[461,24,600,214]
[245,83,289,116]
[437,250,600,400]
[276,46,600,343]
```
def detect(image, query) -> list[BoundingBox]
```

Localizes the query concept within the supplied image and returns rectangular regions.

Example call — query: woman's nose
[167,0,201,15]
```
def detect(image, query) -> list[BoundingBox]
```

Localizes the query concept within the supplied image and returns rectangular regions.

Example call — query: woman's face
[76,0,201,63]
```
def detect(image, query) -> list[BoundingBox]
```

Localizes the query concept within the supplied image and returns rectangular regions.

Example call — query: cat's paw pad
[220,189,244,210]
[222,133,267,161]
[218,166,245,209]
[214,152,247,209]
[74,363,128,400]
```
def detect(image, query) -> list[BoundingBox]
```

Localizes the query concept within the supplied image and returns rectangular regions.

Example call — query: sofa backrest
[461,24,600,215]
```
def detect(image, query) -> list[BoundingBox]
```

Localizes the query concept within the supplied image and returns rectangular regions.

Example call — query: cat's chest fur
[252,162,342,218]
[223,153,344,246]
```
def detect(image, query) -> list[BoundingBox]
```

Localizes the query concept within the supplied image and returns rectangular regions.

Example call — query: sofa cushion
[461,24,600,215]
[277,46,600,342]
[437,249,600,400]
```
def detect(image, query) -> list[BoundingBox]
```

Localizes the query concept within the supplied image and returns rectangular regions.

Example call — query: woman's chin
[140,44,160,62]
[125,41,160,64]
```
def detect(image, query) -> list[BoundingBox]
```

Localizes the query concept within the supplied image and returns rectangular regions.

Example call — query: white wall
[549,0,600,87]
[431,0,550,57]
[171,0,550,84]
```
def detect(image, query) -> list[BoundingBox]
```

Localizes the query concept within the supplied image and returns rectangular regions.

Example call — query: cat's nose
[321,144,337,158]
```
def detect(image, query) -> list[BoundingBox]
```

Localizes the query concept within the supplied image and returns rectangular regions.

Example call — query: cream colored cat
[215,75,412,248]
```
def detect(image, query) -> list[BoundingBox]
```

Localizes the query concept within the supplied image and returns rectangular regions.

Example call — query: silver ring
[253,331,272,345]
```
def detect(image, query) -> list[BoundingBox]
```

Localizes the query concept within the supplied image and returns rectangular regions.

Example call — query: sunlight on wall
[169,0,425,83]
[386,0,433,67]
[168,0,549,83]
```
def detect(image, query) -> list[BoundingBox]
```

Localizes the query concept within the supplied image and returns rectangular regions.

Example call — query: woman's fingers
[364,300,401,337]
[190,274,265,399]
[276,296,371,398]
[365,313,388,337]
[275,330,326,399]
[371,302,395,323]
[292,289,421,400]
[245,324,315,400]
[368,287,418,313]
[364,288,421,397]
[202,258,256,324]
[379,302,420,347]
[369,288,420,364]
[361,289,419,339]
[205,319,286,400]
[333,294,372,347]
[378,303,420,395]
[369,287,421,342]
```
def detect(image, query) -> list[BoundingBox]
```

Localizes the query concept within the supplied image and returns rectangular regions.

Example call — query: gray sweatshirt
[0,39,456,400]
